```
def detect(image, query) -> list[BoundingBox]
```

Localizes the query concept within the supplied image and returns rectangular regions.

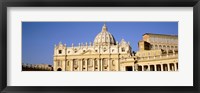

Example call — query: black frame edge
[0,0,200,93]
[194,1,200,90]
[0,0,7,92]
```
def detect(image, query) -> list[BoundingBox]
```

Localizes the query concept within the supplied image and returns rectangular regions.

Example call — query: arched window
[167,46,170,48]
[112,60,115,66]
[155,45,158,49]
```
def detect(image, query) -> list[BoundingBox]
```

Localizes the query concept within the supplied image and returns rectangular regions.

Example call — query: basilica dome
[94,23,116,46]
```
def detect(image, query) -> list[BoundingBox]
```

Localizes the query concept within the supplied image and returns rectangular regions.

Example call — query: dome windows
[93,23,116,46]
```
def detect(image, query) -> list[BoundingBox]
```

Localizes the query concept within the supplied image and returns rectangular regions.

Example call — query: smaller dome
[94,23,116,46]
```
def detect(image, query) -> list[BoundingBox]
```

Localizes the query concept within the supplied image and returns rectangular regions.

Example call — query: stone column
[148,65,150,71]
[142,65,144,71]
[80,59,82,71]
[167,63,170,71]
[86,59,88,71]
[62,60,65,71]
[108,58,110,71]
[93,59,95,71]
[98,59,100,71]
[161,64,163,71]
[174,63,177,71]
[101,59,103,71]
[117,58,120,71]
[71,60,73,71]
[154,64,157,71]
[53,61,57,71]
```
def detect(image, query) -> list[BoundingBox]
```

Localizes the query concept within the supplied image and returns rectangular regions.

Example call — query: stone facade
[53,23,178,71]
[135,33,178,71]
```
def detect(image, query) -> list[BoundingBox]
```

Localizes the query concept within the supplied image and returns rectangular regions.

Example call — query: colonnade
[152,44,178,50]
[64,58,117,71]
[137,62,178,71]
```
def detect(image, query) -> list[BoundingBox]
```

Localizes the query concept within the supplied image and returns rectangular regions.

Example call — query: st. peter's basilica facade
[53,23,178,71]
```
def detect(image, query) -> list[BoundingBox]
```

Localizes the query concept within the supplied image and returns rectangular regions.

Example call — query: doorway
[57,68,62,71]
[125,66,133,71]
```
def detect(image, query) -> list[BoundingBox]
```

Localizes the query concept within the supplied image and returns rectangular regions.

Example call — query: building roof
[143,33,178,37]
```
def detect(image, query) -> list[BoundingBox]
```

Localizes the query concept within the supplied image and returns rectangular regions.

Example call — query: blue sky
[22,22,178,65]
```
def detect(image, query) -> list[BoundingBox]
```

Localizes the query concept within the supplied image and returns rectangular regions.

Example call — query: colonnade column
[86,59,88,71]
[142,65,144,71]
[148,65,150,71]
[167,63,170,71]
[71,60,73,71]
[62,60,65,71]
[108,58,110,71]
[161,63,163,71]
[117,58,119,71]
[93,59,95,71]
[174,63,177,71]
[154,65,157,71]
[98,59,100,71]
[53,61,57,71]
[101,59,103,71]
[80,59,82,71]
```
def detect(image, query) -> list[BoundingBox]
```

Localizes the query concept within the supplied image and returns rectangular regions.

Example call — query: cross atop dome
[102,22,108,32]
[103,22,106,26]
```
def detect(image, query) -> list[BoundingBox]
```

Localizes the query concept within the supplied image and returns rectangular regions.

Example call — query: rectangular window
[59,50,62,54]
[122,48,125,52]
